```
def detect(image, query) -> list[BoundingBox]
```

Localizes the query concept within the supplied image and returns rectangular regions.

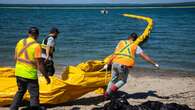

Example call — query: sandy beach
[1,68,194,110]
[48,68,195,110]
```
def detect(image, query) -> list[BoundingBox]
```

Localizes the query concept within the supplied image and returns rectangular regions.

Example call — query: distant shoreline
[1,2,195,9]
[1,2,195,8]
[0,6,195,9]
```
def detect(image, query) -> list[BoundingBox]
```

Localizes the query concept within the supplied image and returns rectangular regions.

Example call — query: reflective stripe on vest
[41,36,51,50]
[114,40,133,59]
[16,39,36,67]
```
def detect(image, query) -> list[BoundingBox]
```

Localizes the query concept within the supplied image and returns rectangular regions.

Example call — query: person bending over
[104,32,159,98]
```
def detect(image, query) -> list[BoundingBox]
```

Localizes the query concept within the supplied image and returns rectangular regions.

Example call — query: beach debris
[92,95,193,110]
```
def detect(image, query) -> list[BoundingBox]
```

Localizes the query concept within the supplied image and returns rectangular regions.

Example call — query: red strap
[111,84,118,92]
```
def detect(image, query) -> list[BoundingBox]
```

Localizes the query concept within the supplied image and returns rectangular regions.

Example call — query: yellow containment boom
[0,61,111,106]
[123,13,153,45]
[0,13,154,106]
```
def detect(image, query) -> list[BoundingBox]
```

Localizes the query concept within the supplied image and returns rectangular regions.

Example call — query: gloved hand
[45,76,51,84]
[154,63,160,69]
[99,64,108,71]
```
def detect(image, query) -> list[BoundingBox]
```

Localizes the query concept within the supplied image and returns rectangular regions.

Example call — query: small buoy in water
[100,9,108,14]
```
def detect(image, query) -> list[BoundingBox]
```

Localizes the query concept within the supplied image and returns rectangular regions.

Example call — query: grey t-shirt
[136,46,143,55]
[47,37,55,47]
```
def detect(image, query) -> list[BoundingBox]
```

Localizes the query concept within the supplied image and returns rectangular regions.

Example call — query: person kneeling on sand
[103,32,160,99]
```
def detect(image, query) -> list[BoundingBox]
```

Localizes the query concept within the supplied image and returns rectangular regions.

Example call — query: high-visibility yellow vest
[111,40,137,67]
[15,37,40,79]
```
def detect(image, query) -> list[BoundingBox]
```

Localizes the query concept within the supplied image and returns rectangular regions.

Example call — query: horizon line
[1,1,195,5]
[1,5,195,9]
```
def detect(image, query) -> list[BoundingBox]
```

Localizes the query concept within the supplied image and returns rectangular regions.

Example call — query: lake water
[0,6,195,73]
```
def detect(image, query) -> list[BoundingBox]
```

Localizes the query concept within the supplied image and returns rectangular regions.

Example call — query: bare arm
[139,52,159,68]
[45,37,55,61]
[45,46,52,60]
[35,58,51,84]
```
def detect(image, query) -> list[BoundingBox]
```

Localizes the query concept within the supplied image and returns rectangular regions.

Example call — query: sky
[0,0,195,4]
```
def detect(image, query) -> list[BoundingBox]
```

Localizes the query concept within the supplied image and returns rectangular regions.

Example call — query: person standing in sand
[10,27,50,110]
[41,27,60,76]
[104,32,160,98]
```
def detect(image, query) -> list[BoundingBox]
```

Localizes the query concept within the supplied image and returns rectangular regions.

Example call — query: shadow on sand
[45,90,169,109]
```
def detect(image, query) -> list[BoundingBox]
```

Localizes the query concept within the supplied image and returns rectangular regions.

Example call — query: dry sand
[1,68,195,110]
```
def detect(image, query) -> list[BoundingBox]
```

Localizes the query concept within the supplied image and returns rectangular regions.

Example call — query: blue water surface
[0,7,195,72]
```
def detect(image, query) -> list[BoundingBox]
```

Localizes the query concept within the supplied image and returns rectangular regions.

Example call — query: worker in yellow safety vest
[104,32,160,99]
[10,27,51,110]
